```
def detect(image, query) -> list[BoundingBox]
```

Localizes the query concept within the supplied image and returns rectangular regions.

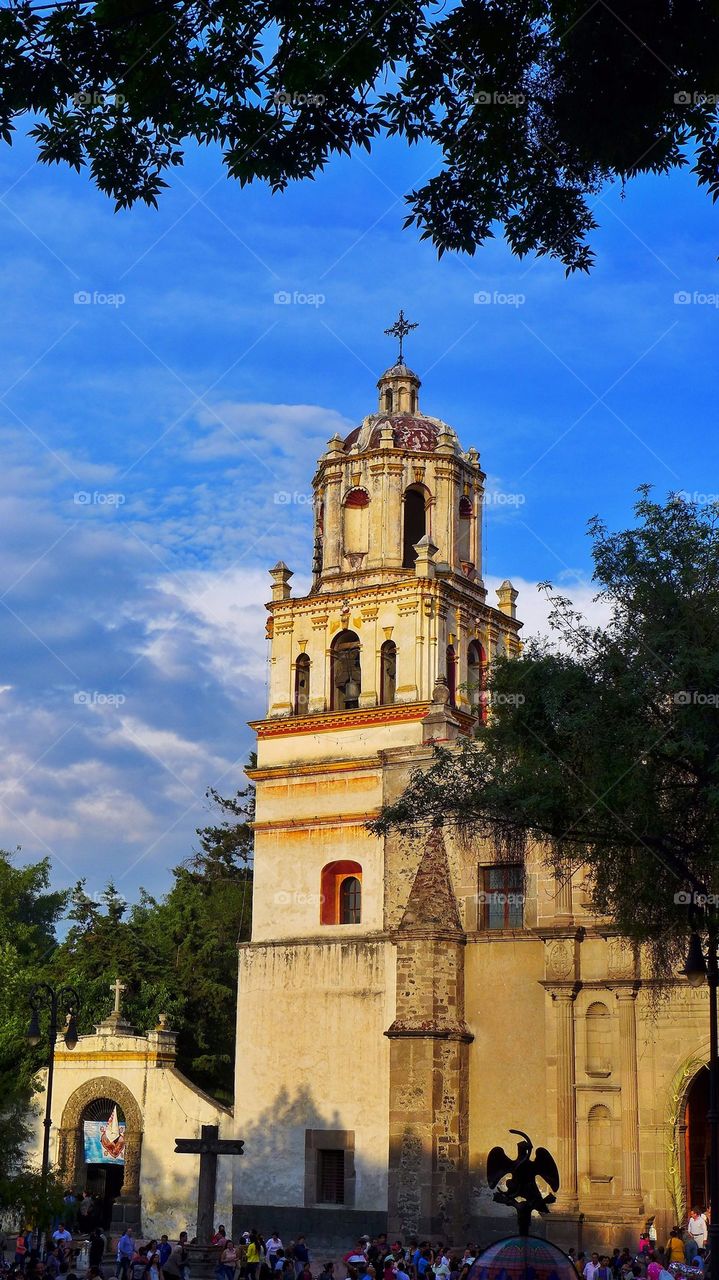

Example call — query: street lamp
[683,929,719,1275]
[26,983,81,1216]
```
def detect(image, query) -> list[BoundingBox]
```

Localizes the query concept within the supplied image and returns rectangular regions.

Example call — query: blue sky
[0,125,717,903]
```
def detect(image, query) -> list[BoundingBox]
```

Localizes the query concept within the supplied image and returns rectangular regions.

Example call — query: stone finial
[398,828,464,936]
[269,561,293,601]
[436,425,455,455]
[326,433,345,457]
[422,677,462,744]
[497,579,519,619]
[413,533,439,579]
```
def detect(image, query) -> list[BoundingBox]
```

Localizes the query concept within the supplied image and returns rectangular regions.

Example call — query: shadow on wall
[232,1083,389,1252]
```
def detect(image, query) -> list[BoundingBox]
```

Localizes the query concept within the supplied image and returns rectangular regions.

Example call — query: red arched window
[320,861,362,925]
[446,644,457,707]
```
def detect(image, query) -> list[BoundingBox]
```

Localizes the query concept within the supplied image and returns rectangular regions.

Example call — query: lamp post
[26,983,81,1216]
[684,927,719,1274]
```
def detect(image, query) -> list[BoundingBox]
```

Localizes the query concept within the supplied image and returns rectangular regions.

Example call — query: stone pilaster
[553,988,579,1211]
[616,988,643,1211]
[386,829,473,1242]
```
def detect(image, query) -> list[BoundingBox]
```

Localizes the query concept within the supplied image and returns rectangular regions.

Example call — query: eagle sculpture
[486,1130,560,1236]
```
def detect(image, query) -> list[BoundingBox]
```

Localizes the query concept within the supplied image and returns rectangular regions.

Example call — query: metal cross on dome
[384,309,418,363]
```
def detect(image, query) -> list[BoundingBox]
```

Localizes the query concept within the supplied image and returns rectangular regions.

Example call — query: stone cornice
[385,1022,474,1043]
[238,931,391,951]
[264,578,520,634]
[251,701,433,737]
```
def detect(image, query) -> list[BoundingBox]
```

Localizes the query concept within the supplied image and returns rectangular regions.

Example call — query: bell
[345,678,360,700]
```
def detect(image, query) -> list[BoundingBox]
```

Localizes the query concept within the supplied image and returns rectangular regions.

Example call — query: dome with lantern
[342,361,461,455]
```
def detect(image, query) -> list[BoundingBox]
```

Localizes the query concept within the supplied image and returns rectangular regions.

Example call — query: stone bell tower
[233,318,522,1244]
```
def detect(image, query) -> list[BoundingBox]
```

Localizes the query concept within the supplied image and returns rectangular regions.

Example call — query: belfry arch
[58,1076,143,1204]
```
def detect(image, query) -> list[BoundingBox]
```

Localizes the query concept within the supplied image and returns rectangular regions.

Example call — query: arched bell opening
[331,630,362,710]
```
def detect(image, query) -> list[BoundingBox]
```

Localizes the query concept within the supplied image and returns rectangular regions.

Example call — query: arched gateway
[58,1077,143,1229]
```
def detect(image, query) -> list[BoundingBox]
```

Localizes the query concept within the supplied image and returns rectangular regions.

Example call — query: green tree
[1,1,718,269]
[374,489,719,974]
[53,777,254,1104]
[0,851,67,1214]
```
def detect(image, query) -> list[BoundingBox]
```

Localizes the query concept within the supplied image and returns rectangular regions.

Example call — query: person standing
[219,1242,238,1280]
[245,1235,261,1280]
[666,1230,685,1265]
[689,1210,708,1255]
[116,1231,134,1280]
[292,1239,309,1280]
[584,1253,600,1280]
[266,1238,282,1271]
[162,1233,189,1280]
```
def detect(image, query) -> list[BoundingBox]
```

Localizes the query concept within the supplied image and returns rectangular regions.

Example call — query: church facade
[233,350,713,1251]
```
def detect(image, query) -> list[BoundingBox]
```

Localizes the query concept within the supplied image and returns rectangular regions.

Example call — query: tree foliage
[374,489,719,974]
[52,779,255,1104]
[1,0,718,269]
[0,853,68,1212]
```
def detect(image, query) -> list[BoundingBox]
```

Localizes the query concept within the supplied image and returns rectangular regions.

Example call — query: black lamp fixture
[685,931,708,988]
[25,982,81,1217]
[26,1006,42,1047]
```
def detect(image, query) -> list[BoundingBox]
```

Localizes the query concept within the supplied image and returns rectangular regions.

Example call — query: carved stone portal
[57,1076,143,1197]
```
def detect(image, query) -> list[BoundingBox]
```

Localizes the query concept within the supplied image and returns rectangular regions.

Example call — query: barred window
[479,864,524,929]
[317,1149,345,1204]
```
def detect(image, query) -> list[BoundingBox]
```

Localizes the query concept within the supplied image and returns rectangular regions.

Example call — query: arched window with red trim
[320,860,362,924]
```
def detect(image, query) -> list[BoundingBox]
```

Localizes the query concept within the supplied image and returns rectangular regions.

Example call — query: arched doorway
[58,1077,143,1230]
[685,1066,710,1213]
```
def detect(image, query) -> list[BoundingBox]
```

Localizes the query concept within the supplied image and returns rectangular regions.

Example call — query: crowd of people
[0,1211,711,1280]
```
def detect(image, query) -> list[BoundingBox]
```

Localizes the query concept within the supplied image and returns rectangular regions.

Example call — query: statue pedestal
[110,1195,142,1233]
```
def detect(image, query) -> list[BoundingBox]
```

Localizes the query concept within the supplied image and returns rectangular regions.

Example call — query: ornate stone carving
[607,937,635,979]
[546,940,574,980]
[58,1076,143,1197]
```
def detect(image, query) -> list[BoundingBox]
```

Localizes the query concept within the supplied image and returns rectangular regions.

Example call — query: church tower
[233,320,521,1244]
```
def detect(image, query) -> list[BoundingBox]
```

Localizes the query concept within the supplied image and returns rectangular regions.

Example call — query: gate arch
[58,1076,143,1197]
